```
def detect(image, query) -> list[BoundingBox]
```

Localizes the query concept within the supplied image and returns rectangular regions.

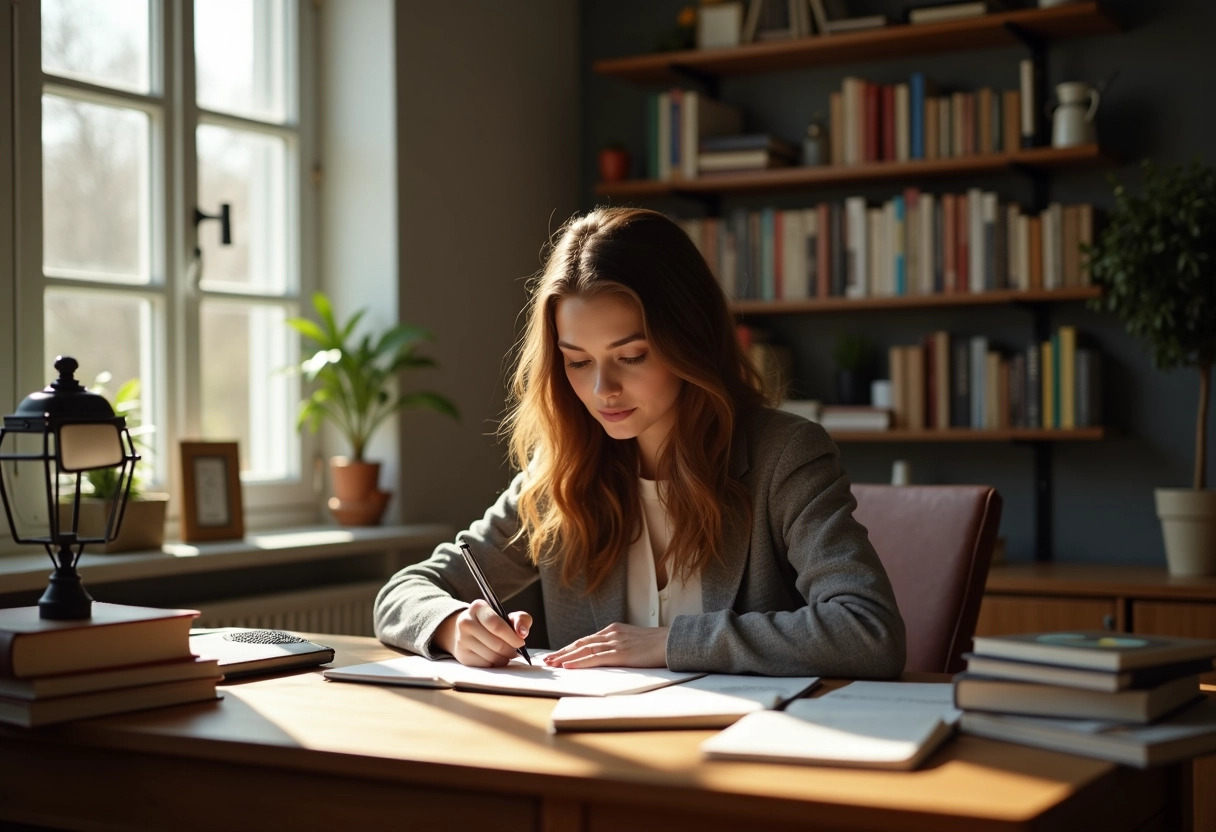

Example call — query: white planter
[1155,488,1216,576]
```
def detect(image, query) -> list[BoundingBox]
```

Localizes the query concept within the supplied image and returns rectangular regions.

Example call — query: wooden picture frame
[179,441,244,542]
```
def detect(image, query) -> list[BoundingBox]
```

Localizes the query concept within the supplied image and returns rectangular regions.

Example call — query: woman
[374,207,905,678]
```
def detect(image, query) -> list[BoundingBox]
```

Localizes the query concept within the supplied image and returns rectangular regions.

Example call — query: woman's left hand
[544,623,669,668]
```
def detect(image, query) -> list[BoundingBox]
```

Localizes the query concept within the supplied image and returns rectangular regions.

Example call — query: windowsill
[0,523,453,595]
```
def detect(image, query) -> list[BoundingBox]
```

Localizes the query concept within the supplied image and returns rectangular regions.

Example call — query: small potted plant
[834,334,876,406]
[1086,159,1216,575]
[287,292,459,526]
[76,376,168,553]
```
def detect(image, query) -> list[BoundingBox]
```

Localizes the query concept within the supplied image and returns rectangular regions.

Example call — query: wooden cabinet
[978,563,1216,831]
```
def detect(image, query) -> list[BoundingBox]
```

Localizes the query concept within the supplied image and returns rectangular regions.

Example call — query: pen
[458,543,532,665]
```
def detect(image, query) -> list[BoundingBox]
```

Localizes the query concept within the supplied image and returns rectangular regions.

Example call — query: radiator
[194,580,382,637]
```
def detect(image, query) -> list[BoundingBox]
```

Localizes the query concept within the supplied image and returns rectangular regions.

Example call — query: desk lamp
[0,356,139,619]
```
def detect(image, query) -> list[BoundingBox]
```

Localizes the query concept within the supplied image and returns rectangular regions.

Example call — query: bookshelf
[589,3,1121,561]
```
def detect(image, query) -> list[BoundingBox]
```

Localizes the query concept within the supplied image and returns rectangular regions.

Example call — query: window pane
[197,125,290,292]
[200,301,296,481]
[41,0,151,93]
[195,0,288,122]
[43,290,160,487]
[43,95,150,282]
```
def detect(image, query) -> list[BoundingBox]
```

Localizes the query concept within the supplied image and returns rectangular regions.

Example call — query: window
[22,0,317,526]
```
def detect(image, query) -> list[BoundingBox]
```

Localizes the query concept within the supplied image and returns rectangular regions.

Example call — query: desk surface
[0,635,1182,832]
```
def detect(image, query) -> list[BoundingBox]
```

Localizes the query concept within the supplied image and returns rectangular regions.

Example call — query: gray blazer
[374,407,906,678]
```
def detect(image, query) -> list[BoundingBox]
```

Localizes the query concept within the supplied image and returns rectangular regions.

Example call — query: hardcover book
[960,698,1216,769]
[0,656,220,701]
[0,676,220,728]
[953,672,1202,723]
[970,631,1216,672]
[0,603,198,678]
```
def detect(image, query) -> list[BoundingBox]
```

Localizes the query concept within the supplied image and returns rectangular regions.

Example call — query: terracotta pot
[328,457,391,526]
[598,147,631,183]
[70,495,169,554]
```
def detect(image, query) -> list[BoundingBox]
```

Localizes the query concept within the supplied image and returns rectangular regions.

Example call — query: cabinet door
[975,595,1116,636]
[1132,601,1216,685]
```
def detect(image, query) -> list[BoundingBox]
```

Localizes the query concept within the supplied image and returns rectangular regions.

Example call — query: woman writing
[374,207,905,677]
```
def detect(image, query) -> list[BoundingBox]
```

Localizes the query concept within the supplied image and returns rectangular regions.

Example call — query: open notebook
[323,650,703,698]
[701,682,961,770]
[549,673,820,732]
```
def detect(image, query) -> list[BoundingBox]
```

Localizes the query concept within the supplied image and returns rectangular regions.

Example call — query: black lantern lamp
[0,357,140,619]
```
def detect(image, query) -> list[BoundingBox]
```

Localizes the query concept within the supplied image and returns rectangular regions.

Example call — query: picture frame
[697,1,744,49]
[179,441,244,542]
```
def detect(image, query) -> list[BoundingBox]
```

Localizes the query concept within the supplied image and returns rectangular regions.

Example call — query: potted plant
[1086,159,1216,575]
[834,334,876,406]
[287,292,459,526]
[74,376,169,553]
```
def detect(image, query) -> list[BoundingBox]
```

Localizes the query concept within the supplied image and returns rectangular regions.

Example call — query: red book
[864,82,880,163]
[956,192,970,292]
[881,84,896,161]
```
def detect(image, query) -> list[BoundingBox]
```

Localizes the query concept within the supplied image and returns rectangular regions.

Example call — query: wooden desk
[0,635,1189,832]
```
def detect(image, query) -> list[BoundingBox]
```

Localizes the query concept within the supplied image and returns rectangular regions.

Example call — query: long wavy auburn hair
[501,207,767,593]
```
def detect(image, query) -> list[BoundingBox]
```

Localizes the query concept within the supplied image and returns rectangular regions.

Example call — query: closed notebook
[953,672,1202,723]
[0,676,221,728]
[324,651,703,698]
[549,674,820,733]
[970,631,1216,672]
[0,656,220,701]
[960,698,1216,768]
[0,603,199,678]
[189,629,335,679]
[701,682,959,770]
[962,653,1215,693]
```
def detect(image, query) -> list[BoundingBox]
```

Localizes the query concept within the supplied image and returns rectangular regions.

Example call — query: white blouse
[625,477,703,628]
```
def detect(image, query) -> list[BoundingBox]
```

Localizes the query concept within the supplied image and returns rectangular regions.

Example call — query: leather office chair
[851,484,1003,674]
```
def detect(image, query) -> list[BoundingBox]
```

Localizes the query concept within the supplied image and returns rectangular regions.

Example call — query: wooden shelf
[593,3,1119,85]
[830,427,1106,443]
[732,286,1099,314]
[596,145,1107,199]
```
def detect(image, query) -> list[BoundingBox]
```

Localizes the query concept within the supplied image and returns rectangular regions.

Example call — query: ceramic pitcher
[1051,82,1100,147]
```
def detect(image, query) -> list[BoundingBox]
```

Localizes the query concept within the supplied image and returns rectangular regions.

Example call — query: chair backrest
[851,484,1003,674]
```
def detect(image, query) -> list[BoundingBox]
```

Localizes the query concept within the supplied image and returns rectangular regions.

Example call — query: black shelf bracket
[1032,441,1054,562]
[667,64,719,97]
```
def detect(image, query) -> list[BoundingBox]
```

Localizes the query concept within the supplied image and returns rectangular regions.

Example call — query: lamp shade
[0,356,140,619]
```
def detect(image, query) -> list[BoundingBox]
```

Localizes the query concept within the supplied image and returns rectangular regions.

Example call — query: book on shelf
[697,149,796,172]
[0,675,221,728]
[0,603,199,678]
[953,672,1203,723]
[969,631,1216,672]
[818,405,891,432]
[960,697,1216,769]
[908,1,1004,26]
[0,655,220,701]
[549,673,820,733]
[699,133,799,156]
[188,628,336,679]
[822,14,889,34]
[701,681,959,770]
[323,651,703,698]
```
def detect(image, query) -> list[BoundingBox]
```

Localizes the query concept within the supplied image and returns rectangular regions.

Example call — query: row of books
[829,65,1040,168]
[887,327,1102,432]
[646,89,743,181]
[955,630,1216,768]
[677,196,1096,302]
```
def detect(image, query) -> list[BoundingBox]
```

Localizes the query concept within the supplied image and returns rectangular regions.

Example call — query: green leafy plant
[1086,159,1216,490]
[286,292,459,462]
[84,375,152,500]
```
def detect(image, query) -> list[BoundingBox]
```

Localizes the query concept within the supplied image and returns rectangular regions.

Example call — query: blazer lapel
[702,418,753,612]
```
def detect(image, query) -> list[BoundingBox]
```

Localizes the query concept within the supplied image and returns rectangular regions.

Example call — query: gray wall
[394,4,581,534]
[581,0,1216,565]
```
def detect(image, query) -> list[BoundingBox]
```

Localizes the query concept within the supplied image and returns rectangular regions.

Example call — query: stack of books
[957,630,1216,767]
[0,603,220,727]
[697,134,799,174]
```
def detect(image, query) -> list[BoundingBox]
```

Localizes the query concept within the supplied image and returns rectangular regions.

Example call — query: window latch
[194,203,232,247]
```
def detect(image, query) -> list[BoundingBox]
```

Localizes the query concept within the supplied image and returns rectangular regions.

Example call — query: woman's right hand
[434,600,532,667]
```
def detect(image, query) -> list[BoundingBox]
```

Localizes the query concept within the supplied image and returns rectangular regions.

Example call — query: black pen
[458,543,532,665]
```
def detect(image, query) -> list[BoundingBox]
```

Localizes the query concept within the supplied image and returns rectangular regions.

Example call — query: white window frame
[3,0,321,554]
